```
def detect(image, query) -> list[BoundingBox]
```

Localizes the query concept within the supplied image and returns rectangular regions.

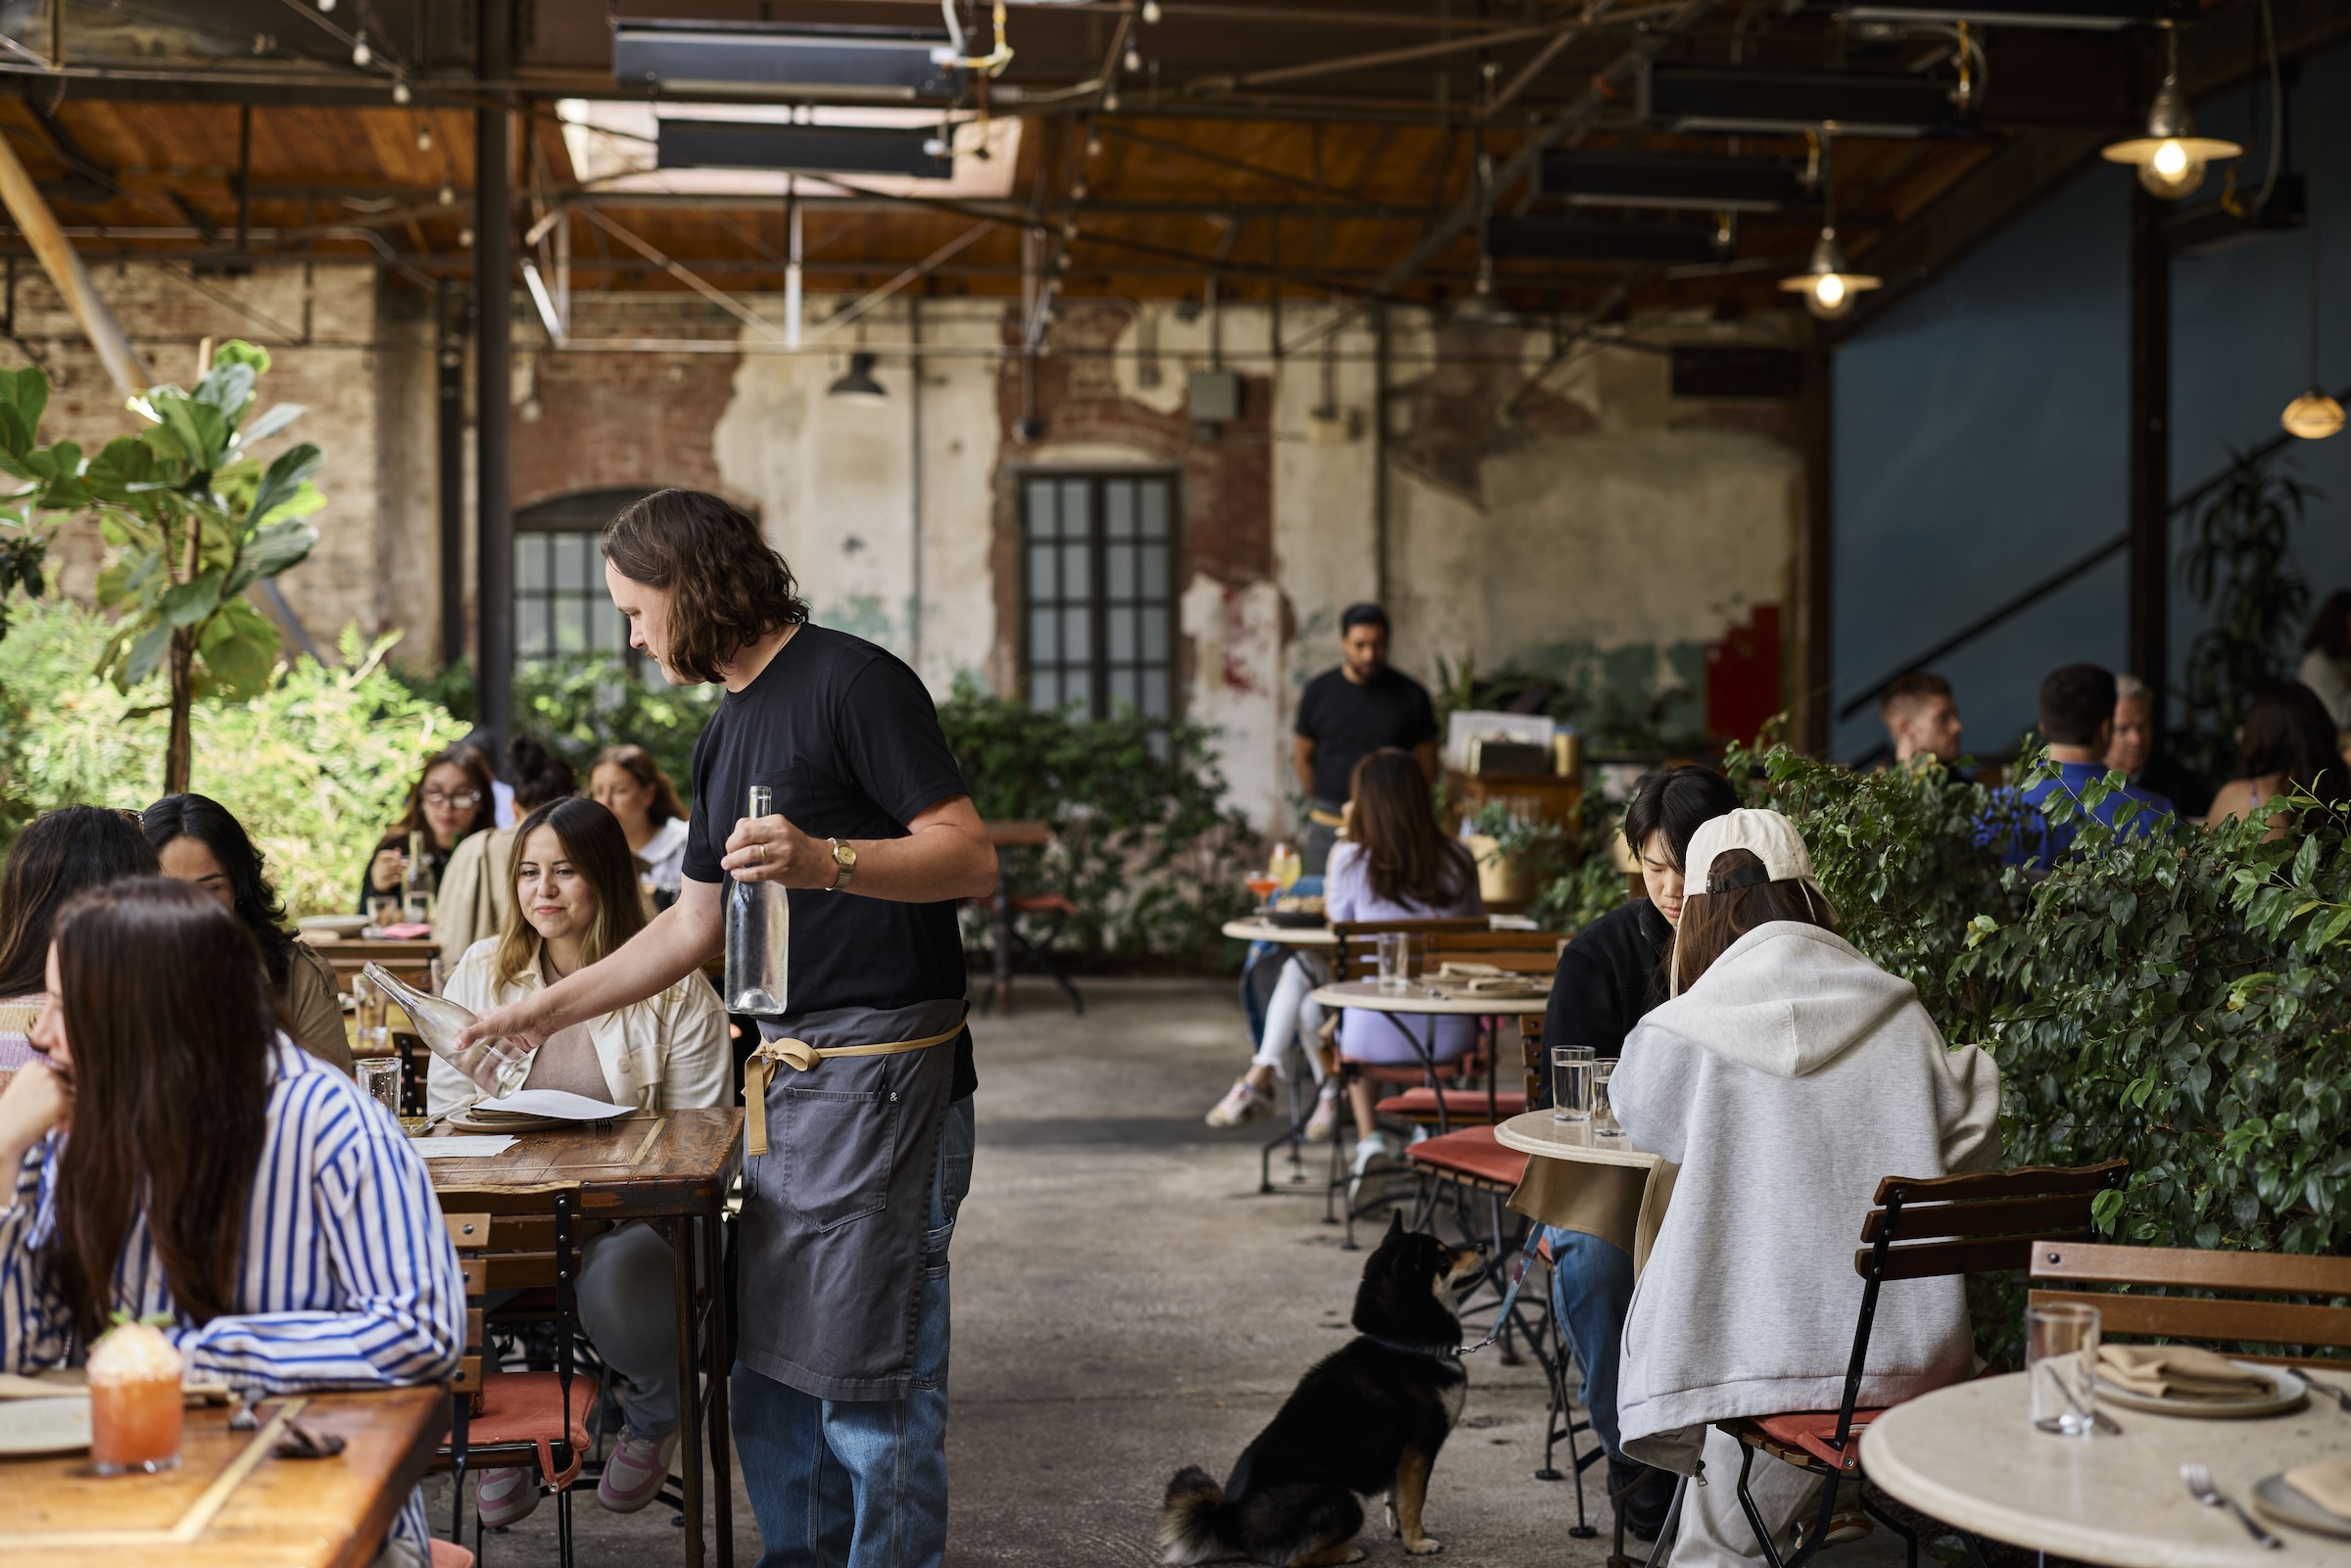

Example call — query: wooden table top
[1494,1110,1660,1169]
[1221,918,1337,948]
[0,1386,443,1568]
[1310,979,1547,1015]
[412,1107,744,1219]
[1865,1369,2351,1567]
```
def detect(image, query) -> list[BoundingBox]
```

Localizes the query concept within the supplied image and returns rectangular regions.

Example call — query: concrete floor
[423,976,1911,1567]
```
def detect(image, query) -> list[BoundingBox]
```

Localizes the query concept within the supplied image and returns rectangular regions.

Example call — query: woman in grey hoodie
[1610,808,2000,1566]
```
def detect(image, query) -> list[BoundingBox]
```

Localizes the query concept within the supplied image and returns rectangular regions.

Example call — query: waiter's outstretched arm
[458,879,723,1050]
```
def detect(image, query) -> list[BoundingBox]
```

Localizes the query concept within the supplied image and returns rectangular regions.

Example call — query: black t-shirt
[1541,897,1672,1105]
[683,624,977,1100]
[1293,666,1439,802]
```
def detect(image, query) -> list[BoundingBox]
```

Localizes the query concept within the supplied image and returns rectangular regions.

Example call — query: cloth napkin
[2285,1456,2351,1520]
[2095,1343,2273,1400]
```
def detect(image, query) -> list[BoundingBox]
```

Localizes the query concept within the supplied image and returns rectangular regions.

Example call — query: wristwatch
[826,837,857,892]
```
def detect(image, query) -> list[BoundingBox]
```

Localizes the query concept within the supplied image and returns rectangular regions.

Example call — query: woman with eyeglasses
[357,747,495,914]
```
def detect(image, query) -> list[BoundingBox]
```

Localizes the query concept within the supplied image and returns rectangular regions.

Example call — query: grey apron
[740,998,965,1402]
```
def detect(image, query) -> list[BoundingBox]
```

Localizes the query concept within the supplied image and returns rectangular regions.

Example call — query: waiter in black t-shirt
[1291,602,1439,873]
[457,489,998,1568]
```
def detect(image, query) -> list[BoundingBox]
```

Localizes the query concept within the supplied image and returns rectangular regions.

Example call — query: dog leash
[1458,1227,1546,1357]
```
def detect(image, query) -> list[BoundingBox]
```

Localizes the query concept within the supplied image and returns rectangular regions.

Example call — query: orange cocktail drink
[87,1319,184,1474]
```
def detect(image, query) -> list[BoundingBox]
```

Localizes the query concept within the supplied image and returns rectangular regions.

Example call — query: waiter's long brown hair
[1348,748,1473,908]
[46,879,272,1342]
[603,489,807,684]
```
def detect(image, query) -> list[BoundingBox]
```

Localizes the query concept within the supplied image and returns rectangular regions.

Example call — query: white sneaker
[1304,1089,1340,1144]
[1205,1078,1271,1127]
[598,1426,678,1514]
[1348,1131,1400,1204]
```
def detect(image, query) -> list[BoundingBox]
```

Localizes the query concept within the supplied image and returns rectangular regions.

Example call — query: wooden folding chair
[2030,1242,2351,1359]
[1713,1159,2130,1568]
[437,1197,596,1567]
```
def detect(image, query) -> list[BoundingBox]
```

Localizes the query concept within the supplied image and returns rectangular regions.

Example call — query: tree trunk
[164,626,193,794]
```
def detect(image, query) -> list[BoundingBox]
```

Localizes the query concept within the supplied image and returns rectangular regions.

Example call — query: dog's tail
[1155,1466,1227,1564]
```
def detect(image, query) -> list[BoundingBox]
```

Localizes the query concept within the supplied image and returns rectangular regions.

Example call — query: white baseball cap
[1683,807,1820,897]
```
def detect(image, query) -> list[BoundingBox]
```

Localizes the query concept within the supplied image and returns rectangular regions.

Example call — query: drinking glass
[87,1324,182,1476]
[356,1057,403,1116]
[1591,1059,1624,1137]
[367,894,399,931]
[353,975,390,1058]
[1375,932,1414,991]
[2029,1303,2101,1435]
[1244,875,1280,910]
[1271,842,1303,891]
[1551,1045,1594,1122]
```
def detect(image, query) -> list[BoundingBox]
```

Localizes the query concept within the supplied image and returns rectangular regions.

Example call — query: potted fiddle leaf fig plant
[0,341,323,793]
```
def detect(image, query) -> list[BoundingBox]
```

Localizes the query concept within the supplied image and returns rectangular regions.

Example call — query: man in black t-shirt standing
[1291,602,1439,873]
[458,490,998,1568]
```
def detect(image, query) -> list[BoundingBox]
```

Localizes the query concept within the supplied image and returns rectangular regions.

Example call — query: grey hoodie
[1610,921,2001,1474]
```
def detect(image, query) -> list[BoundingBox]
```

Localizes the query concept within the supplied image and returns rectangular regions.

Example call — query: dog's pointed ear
[1384,1210,1405,1240]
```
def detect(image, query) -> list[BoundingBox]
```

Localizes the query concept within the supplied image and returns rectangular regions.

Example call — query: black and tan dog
[1158,1212,1483,1566]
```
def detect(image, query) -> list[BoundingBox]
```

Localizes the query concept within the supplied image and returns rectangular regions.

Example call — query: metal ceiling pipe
[475,0,514,738]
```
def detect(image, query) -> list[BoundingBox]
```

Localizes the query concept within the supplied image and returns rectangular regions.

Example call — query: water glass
[428,957,448,996]
[2029,1302,2101,1435]
[1551,1045,1594,1122]
[353,975,390,1057]
[367,894,399,930]
[1591,1059,1624,1137]
[1375,932,1414,992]
[356,1056,403,1116]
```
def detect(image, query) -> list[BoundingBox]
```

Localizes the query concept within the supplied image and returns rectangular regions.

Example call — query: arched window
[512,488,653,663]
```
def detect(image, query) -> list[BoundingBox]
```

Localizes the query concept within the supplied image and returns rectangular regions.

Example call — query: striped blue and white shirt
[0,1036,463,1556]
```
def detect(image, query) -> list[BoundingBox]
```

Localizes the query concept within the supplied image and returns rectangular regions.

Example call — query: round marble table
[1221,917,1336,948]
[1494,1109,1659,1169]
[1864,1370,2351,1566]
[1308,979,1545,1015]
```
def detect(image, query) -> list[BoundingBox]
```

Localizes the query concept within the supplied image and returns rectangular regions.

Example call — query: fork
[2183,1462,2282,1549]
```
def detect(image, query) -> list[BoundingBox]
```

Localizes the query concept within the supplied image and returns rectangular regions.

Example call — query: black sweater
[1541,897,1674,1103]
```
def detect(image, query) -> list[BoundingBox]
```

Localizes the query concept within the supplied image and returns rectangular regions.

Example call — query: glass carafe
[361,962,533,1099]
[725,785,790,1016]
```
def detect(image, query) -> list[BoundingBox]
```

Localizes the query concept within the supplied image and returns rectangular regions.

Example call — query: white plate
[0,1395,90,1456]
[297,914,368,938]
[2094,1360,2307,1418]
[2254,1473,2351,1540]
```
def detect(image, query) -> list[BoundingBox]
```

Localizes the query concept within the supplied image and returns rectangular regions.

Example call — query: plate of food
[1269,894,1326,928]
[297,914,369,939]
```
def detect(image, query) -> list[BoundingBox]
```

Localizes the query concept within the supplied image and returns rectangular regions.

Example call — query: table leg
[706,1203,735,1568]
[990,872,1013,1018]
[673,1212,704,1568]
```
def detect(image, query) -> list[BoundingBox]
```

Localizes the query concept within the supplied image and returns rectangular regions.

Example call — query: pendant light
[2101,27,2240,201]
[828,352,888,403]
[1780,135,1879,320]
[2283,58,2342,441]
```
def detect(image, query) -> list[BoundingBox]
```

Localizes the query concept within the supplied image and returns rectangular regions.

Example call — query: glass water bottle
[725,785,791,1016]
[361,962,534,1098]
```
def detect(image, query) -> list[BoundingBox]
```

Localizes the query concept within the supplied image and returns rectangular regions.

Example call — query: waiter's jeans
[735,1094,975,1568]
[1542,1226,1635,1458]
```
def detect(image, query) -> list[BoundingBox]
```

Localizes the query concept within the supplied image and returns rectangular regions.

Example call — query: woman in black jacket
[1540,763,1738,1540]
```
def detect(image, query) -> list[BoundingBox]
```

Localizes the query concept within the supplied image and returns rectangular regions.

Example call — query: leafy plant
[938,676,1258,958]
[2176,449,2316,784]
[408,654,719,798]
[0,598,459,913]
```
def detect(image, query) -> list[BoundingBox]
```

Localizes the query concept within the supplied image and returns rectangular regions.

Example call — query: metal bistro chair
[1380,929,1560,1132]
[1711,1159,2130,1568]
[438,1198,597,1567]
[2030,1241,2351,1360]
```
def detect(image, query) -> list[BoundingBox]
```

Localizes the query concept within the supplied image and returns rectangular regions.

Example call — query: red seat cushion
[1734,1409,1888,1474]
[1404,1125,1529,1189]
[453,1371,598,1491]
[429,1541,478,1568]
[1010,894,1077,916]
[1383,1086,1526,1122]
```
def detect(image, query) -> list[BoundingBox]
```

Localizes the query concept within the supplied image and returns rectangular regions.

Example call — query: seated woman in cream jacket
[433,796,728,1525]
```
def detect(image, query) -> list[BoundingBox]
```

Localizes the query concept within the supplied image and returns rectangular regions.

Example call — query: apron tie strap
[743,1010,969,1157]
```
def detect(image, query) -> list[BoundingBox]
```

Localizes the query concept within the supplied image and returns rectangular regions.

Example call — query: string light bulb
[392,80,409,104]
[1141,0,1161,19]
[352,31,370,67]
[1124,43,1141,72]
[439,182,456,206]
[416,124,433,152]
[317,0,334,10]
[2101,30,2239,202]
[1101,88,1121,113]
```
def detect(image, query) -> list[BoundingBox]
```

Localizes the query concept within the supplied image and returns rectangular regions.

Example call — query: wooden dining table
[414,1108,744,1568]
[0,1385,445,1567]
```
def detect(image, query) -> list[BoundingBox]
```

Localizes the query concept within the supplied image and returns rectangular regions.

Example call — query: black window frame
[1018,470,1180,722]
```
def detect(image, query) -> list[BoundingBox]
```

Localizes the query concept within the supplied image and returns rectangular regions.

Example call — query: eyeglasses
[422,789,484,810]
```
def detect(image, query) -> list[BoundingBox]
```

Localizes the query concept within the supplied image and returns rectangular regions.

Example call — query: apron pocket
[780,1084,898,1231]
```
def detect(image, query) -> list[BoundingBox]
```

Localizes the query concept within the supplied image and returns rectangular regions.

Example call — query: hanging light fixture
[2283,60,2341,441]
[829,352,888,403]
[1779,136,1879,320]
[2101,28,2239,201]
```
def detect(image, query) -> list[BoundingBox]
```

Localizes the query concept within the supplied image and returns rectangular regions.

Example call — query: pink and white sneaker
[476,1465,541,1528]
[598,1427,678,1514]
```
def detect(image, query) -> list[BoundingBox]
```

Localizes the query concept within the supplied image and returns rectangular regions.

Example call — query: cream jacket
[428,937,730,1116]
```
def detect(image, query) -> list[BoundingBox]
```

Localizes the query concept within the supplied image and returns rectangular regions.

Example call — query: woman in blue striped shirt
[0,878,464,1565]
